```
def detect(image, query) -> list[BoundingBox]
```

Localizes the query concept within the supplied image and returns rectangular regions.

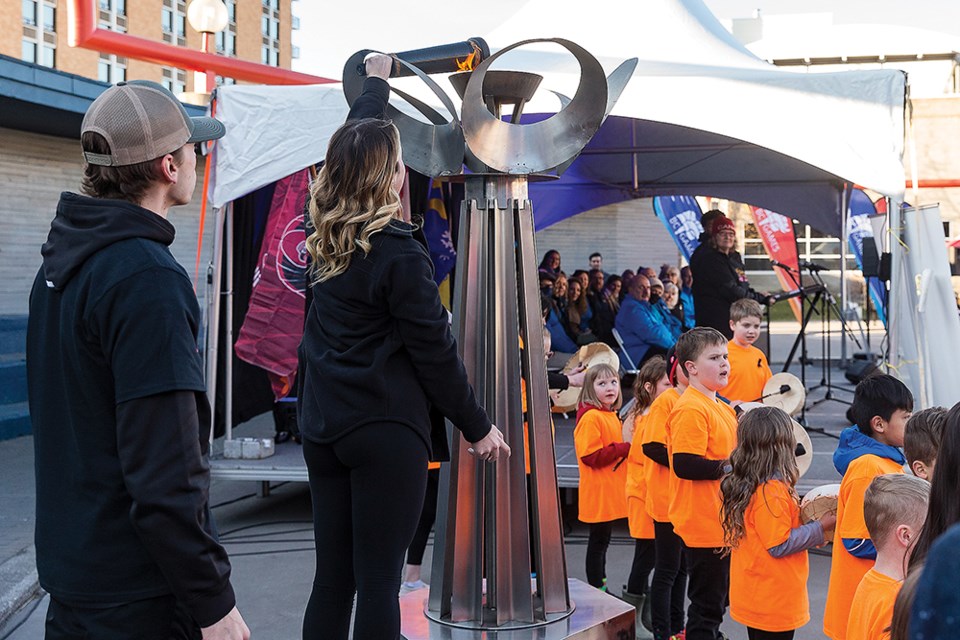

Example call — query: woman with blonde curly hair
[298,54,508,640]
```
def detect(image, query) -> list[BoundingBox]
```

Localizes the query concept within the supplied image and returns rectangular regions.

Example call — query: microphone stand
[804,264,861,411]
[772,261,815,425]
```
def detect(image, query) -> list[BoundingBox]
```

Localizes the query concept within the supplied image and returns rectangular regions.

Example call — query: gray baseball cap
[81,80,225,167]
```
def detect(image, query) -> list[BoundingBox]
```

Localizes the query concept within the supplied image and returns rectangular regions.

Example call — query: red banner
[750,207,802,322]
[235,169,311,400]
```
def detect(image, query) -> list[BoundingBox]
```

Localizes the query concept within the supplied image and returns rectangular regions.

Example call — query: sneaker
[400,580,428,594]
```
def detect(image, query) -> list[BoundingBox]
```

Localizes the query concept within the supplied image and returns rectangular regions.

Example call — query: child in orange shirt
[721,405,836,640]
[644,347,690,640]
[846,474,929,640]
[823,374,913,640]
[903,407,947,481]
[722,299,772,404]
[668,327,738,640]
[574,362,629,591]
[623,356,671,631]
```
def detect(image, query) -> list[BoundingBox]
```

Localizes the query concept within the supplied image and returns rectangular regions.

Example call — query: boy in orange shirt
[722,299,772,404]
[823,375,913,639]
[667,327,738,640]
[846,474,929,640]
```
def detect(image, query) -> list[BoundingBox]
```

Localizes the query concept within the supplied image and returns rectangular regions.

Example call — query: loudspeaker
[861,237,880,277]
[845,360,881,385]
[878,252,892,282]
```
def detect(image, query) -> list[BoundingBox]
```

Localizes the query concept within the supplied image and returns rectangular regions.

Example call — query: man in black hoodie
[26,81,249,639]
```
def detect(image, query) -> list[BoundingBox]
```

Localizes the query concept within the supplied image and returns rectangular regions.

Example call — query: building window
[41,45,55,67]
[22,0,37,25]
[226,0,236,23]
[162,0,186,46]
[42,3,54,29]
[215,30,236,56]
[21,40,37,63]
[98,54,126,84]
[162,66,187,94]
[98,59,110,83]
[261,46,269,64]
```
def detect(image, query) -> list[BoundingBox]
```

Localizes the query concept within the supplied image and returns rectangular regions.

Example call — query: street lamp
[186,0,228,95]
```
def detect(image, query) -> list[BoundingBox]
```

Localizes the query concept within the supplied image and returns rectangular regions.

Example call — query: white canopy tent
[204,0,916,436]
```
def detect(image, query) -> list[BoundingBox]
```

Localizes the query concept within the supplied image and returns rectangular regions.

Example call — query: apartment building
[1,0,297,92]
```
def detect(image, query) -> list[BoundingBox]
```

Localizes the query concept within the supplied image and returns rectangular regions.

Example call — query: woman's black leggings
[302,423,428,640]
[406,467,440,566]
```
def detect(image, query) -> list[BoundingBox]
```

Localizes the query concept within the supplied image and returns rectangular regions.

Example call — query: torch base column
[401,579,634,639]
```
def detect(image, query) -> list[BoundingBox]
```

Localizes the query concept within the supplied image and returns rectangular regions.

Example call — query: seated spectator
[615,275,681,366]
[572,269,590,297]
[553,272,569,317]
[539,249,562,277]
[620,270,635,303]
[660,265,680,288]
[591,275,622,347]
[680,266,695,326]
[649,277,683,336]
[589,252,608,278]
[543,292,578,355]
[662,282,688,329]
[586,268,607,315]
[566,278,596,345]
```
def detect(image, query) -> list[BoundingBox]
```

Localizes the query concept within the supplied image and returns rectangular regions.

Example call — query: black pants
[45,595,200,640]
[651,520,688,640]
[585,520,615,588]
[626,538,656,594]
[302,424,429,640]
[406,467,440,566]
[684,546,730,640]
[747,629,794,640]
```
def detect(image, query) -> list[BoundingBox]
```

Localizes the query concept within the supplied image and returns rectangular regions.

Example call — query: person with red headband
[689,212,773,338]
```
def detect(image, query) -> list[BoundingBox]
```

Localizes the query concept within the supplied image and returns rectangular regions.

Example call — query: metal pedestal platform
[401,579,634,640]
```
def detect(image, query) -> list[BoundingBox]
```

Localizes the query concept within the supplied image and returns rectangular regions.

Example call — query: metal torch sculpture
[344,39,637,638]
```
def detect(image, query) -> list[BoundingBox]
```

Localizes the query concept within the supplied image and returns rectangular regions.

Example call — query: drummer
[721,299,772,404]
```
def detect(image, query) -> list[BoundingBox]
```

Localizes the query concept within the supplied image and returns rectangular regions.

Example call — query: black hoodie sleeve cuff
[347,77,390,120]
[189,580,237,628]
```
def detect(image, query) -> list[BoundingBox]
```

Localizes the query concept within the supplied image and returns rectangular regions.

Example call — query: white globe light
[187,0,229,34]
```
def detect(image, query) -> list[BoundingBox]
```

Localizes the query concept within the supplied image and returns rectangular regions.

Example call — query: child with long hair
[622,356,671,632]
[721,406,836,640]
[574,363,629,591]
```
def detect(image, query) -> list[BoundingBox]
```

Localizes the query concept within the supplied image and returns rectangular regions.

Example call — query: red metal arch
[66,0,335,85]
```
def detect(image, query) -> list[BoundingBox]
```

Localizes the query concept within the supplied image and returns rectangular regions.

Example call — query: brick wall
[0,127,213,315]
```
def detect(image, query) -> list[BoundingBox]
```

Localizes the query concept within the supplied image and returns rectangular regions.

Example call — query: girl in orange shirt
[574,363,629,591]
[720,406,836,640]
[623,356,670,629]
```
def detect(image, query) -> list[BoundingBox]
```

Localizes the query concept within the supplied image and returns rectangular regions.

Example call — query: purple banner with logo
[847,188,887,326]
[653,195,704,262]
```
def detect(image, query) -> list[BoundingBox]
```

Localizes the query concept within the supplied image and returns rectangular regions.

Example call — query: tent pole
[225,203,234,442]
[886,201,900,374]
[840,186,849,366]
[206,205,225,447]
[631,120,639,191]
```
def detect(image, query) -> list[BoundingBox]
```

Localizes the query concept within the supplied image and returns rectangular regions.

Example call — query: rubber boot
[640,587,653,633]
[621,587,654,639]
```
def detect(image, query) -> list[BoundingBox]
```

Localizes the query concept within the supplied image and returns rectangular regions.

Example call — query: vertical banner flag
[653,195,704,262]
[751,207,803,323]
[235,169,310,400]
[848,188,887,326]
[423,179,457,309]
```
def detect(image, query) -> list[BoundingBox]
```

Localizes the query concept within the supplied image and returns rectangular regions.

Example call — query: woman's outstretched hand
[468,425,511,462]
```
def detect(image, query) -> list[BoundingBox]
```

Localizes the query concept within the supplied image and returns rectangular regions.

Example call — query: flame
[456,50,478,72]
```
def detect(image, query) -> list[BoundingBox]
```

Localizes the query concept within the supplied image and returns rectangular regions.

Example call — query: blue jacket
[652,299,683,337]
[833,426,905,476]
[547,307,578,353]
[680,286,695,326]
[615,295,680,365]
[911,523,960,639]
[833,426,906,559]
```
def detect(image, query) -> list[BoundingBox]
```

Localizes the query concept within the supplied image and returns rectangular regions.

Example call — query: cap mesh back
[81,83,190,166]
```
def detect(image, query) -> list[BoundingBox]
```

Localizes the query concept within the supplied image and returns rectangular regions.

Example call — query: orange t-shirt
[722,340,772,403]
[667,386,737,548]
[846,568,900,640]
[625,412,654,539]
[642,388,681,522]
[574,407,628,523]
[730,480,810,632]
[823,455,905,639]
